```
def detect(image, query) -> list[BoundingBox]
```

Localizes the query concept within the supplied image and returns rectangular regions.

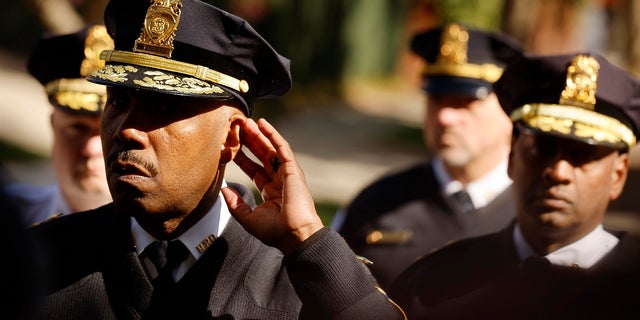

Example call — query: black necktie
[520,256,552,271]
[451,190,475,213]
[146,240,189,292]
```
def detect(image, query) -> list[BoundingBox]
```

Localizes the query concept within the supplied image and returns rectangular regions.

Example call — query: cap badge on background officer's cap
[438,23,468,65]
[423,23,503,84]
[502,53,638,150]
[559,55,599,110]
[134,0,182,58]
[81,25,113,77]
[37,25,113,113]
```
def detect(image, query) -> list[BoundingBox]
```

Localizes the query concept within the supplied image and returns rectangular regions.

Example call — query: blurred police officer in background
[333,23,523,290]
[3,25,113,226]
[390,52,640,319]
[0,166,44,320]
[29,0,406,319]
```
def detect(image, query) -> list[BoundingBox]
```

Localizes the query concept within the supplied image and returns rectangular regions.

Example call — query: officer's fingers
[255,118,295,166]
[233,150,270,189]
[221,187,253,219]
[241,118,278,170]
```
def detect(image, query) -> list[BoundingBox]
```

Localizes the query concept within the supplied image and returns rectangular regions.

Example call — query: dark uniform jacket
[30,183,404,320]
[338,161,515,289]
[390,222,640,319]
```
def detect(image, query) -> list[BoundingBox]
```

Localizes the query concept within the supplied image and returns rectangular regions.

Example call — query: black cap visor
[425,76,493,99]
[88,61,234,98]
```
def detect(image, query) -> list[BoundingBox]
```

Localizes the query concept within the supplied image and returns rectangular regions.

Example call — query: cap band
[100,50,250,93]
[44,78,106,113]
[423,63,503,83]
[45,78,106,95]
[511,103,636,148]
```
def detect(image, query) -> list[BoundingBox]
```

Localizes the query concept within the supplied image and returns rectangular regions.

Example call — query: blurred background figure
[332,23,523,289]
[2,24,113,226]
[0,164,44,320]
[1,0,638,231]
[390,51,640,319]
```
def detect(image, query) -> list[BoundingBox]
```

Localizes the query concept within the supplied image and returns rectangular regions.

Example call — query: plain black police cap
[87,0,292,116]
[410,23,523,99]
[495,52,640,150]
[27,25,113,114]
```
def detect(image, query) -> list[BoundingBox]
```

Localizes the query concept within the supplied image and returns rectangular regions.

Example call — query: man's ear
[506,126,520,180]
[219,110,246,165]
[506,139,517,180]
[609,152,629,200]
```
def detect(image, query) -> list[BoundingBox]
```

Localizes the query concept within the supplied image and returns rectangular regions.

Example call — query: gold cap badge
[423,23,503,83]
[509,54,635,149]
[81,25,113,77]
[134,0,183,58]
[44,25,112,113]
[559,55,599,110]
[437,23,469,65]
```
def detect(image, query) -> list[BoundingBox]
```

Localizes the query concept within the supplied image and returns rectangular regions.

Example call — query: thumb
[221,187,252,220]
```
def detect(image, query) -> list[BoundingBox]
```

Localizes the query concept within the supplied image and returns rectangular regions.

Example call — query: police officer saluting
[30,0,406,319]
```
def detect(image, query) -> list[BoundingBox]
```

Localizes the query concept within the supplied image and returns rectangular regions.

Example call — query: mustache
[107,150,158,176]
[526,184,572,205]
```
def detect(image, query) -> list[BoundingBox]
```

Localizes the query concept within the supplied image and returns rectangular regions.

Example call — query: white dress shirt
[132,180,232,281]
[513,224,618,268]
[433,156,512,210]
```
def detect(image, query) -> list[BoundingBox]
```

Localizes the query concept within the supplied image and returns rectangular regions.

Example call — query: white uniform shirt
[3,183,70,226]
[433,156,512,210]
[133,180,232,281]
[513,224,618,268]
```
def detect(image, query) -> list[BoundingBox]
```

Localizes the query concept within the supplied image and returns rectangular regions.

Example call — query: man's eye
[62,123,90,139]
[158,103,182,114]
[106,96,127,110]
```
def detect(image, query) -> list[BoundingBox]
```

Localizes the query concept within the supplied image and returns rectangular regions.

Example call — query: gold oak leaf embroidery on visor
[53,92,103,112]
[133,70,225,94]
[92,65,139,83]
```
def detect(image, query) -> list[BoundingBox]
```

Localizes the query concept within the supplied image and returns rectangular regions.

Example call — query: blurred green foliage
[250,188,339,225]
[2,0,505,87]
[436,0,505,30]
[209,0,505,94]
[315,201,340,226]
[0,2,43,52]
[0,139,46,162]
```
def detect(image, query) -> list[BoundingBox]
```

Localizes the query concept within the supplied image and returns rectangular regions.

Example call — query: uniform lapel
[99,207,154,319]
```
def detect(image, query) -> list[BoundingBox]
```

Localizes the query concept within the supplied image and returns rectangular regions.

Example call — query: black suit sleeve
[286,227,406,320]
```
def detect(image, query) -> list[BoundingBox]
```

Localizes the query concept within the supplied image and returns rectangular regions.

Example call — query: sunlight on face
[509,129,629,242]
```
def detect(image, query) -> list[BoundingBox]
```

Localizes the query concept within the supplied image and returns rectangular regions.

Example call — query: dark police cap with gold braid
[27,25,113,114]
[495,52,640,151]
[410,23,523,99]
[87,0,292,116]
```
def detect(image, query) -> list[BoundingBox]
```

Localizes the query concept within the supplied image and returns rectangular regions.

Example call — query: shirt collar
[513,223,619,268]
[53,184,71,214]
[131,180,232,261]
[433,156,512,209]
